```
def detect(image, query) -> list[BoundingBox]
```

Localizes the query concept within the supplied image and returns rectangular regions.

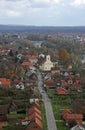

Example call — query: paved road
[37,70,57,130]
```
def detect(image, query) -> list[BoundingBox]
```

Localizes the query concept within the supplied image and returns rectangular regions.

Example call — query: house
[44,78,56,89]
[29,99,39,104]
[29,73,37,80]
[26,103,42,130]
[25,55,38,65]
[60,69,69,77]
[70,124,85,130]
[62,109,83,125]
[39,54,45,58]
[22,61,32,67]
[61,80,68,88]
[51,67,60,75]
[17,53,23,60]
[0,78,11,88]
[28,106,41,116]
[56,87,69,95]
[39,55,54,71]
[33,102,40,110]
[64,114,83,125]
[62,109,72,116]
[28,111,42,121]
[21,102,43,130]
[44,73,52,80]
[26,117,43,130]
[16,82,24,90]
[0,105,8,122]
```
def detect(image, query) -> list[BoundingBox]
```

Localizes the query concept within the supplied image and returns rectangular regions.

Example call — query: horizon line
[0,24,85,27]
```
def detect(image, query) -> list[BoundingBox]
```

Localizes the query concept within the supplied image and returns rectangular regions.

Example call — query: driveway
[37,70,57,130]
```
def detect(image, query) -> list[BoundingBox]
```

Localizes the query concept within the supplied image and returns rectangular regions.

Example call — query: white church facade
[40,55,54,71]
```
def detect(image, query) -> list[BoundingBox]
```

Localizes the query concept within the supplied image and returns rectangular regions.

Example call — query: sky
[0,0,85,26]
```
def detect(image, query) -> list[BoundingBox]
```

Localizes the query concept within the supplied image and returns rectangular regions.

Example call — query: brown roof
[62,109,72,116]
[51,67,60,71]
[0,122,8,127]
[44,78,56,87]
[28,111,42,121]
[56,87,68,94]
[22,102,43,130]
[63,114,83,125]
[61,80,68,87]
[28,106,41,116]
[22,61,32,66]
[35,117,43,129]
[25,55,37,60]
[33,102,40,110]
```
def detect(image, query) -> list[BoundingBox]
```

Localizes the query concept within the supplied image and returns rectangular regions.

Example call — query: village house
[70,124,85,130]
[25,55,38,65]
[16,82,25,90]
[51,67,60,75]
[56,87,69,95]
[62,109,83,128]
[44,78,56,89]
[21,102,43,130]
[39,54,45,58]
[22,61,32,67]
[0,78,11,88]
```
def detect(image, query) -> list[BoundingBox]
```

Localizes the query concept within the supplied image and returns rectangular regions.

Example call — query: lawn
[3,124,23,130]
[56,122,67,130]
[8,113,26,118]
[40,102,48,130]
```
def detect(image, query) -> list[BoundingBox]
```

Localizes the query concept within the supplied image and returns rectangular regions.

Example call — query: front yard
[47,89,85,130]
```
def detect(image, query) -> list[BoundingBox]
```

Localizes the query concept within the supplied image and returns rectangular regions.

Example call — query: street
[37,70,57,130]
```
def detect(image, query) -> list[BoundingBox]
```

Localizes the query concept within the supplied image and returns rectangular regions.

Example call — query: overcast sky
[0,0,85,26]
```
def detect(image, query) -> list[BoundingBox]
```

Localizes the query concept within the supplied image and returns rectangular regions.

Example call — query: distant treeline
[0,25,85,34]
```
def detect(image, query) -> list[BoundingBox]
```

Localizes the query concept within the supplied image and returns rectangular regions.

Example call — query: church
[39,55,54,71]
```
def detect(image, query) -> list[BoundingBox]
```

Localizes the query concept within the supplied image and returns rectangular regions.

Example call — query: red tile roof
[22,102,43,130]
[56,87,68,94]
[28,111,42,121]
[0,78,11,87]
[61,80,68,87]
[75,80,80,84]
[28,106,41,116]
[33,102,40,110]
[62,109,72,116]
[35,117,43,129]
[0,122,8,128]
[25,55,37,60]
[62,109,83,125]
[22,61,32,66]
[63,114,83,124]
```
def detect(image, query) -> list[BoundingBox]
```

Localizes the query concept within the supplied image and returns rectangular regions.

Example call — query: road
[37,70,57,130]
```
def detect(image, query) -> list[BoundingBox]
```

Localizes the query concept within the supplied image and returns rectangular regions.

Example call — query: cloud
[6,10,21,17]
[70,0,85,6]
[0,0,62,18]
[0,0,85,26]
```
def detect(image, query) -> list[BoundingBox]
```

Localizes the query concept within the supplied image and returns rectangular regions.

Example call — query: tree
[58,48,71,65]
[72,99,85,116]
[8,49,14,56]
